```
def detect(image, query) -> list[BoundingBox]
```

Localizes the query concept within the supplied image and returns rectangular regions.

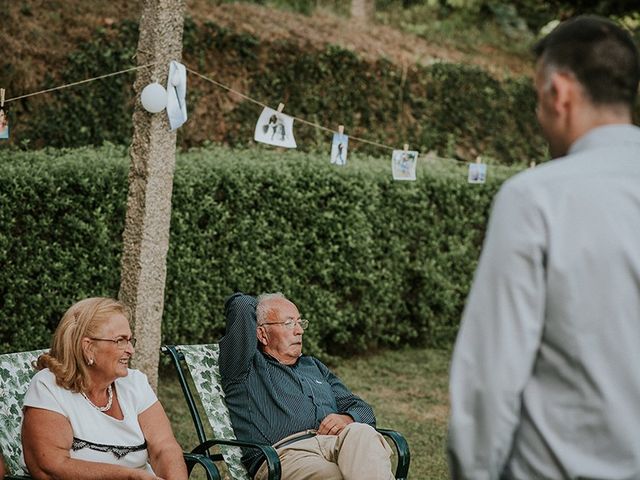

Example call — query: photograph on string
[330,133,348,165]
[468,162,487,183]
[254,107,297,148]
[391,149,418,181]
[0,108,9,139]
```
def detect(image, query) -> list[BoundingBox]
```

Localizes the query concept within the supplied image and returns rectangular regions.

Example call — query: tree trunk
[119,0,185,392]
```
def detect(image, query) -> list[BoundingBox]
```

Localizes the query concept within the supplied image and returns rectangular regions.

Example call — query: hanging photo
[468,162,487,184]
[254,107,297,148]
[0,108,9,140]
[330,133,348,166]
[167,61,188,131]
[391,149,418,181]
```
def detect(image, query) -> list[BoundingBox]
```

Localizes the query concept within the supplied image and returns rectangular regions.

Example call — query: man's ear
[256,326,269,346]
[548,71,577,117]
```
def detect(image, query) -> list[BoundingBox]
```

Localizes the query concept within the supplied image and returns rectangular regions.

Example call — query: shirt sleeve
[22,369,67,417]
[129,369,158,415]
[447,178,547,480]
[317,359,377,427]
[218,292,258,382]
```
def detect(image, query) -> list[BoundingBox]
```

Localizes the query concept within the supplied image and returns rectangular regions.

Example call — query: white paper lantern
[140,83,167,113]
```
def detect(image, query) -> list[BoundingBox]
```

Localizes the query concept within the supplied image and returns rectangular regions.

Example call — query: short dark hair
[534,15,640,109]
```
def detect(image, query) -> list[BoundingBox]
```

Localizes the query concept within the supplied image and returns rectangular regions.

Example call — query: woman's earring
[87,358,94,366]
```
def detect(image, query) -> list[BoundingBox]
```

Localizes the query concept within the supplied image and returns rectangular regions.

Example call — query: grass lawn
[158,347,451,479]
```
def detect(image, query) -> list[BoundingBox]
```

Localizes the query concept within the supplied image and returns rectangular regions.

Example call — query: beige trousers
[254,423,394,480]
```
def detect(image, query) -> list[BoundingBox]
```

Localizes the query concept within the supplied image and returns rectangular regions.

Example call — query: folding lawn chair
[163,343,411,480]
[0,349,219,480]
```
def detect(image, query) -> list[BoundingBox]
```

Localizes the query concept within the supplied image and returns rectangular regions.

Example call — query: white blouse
[22,368,157,473]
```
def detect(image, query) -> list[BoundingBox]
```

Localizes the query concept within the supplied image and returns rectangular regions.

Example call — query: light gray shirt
[448,124,640,480]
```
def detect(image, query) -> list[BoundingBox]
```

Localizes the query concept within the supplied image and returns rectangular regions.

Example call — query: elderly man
[219,292,394,480]
[448,15,640,480]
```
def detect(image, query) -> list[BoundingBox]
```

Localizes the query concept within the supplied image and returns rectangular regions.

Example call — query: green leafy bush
[0,144,519,356]
[0,144,129,352]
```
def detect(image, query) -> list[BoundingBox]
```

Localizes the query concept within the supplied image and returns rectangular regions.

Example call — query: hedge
[0,144,519,358]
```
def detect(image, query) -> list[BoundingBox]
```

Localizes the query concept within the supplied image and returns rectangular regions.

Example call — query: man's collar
[569,124,640,155]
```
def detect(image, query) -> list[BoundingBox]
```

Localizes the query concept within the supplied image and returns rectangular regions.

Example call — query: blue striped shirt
[219,293,376,476]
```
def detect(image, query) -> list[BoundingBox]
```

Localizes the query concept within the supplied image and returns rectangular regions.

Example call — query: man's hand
[317,413,354,435]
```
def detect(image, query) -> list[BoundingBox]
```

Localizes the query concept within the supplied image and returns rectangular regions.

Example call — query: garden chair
[0,349,219,480]
[162,343,411,480]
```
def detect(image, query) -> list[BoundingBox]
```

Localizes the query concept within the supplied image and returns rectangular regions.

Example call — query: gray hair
[256,292,287,325]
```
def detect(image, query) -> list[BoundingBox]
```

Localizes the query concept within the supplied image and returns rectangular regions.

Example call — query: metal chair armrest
[377,428,411,480]
[191,438,281,480]
[183,452,221,480]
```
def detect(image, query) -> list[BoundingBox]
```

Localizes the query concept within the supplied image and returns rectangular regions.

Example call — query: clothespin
[0,89,5,108]
[475,155,482,164]
[338,125,344,135]
[277,103,284,113]
[529,161,536,169]
[403,143,409,152]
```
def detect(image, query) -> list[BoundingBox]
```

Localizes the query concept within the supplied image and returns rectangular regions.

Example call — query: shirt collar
[569,124,640,156]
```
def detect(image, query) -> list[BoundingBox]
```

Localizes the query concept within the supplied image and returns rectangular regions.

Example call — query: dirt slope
[191,2,530,76]
[4,0,530,95]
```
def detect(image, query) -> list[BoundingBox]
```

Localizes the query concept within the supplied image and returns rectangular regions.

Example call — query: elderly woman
[21,297,187,480]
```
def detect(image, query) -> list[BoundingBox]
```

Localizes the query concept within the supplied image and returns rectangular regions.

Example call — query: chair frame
[163,344,411,480]
[0,349,220,480]
[163,345,281,480]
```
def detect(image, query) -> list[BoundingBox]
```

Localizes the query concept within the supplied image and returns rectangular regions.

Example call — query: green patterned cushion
[178,344,250,480]
[0,349,46,476]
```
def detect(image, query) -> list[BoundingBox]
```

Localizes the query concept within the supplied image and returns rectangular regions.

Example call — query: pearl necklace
[82,384,113,412]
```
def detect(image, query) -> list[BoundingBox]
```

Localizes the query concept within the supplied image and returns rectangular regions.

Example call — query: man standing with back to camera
[448,15,640,480]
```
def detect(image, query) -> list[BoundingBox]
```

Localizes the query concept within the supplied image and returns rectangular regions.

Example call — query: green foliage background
[0,145,518,357]
[8,18,548,165]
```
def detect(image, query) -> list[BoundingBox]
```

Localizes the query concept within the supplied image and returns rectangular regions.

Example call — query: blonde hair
[36,297,129,393]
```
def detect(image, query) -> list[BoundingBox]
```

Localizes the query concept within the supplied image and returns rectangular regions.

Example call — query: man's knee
[341,422,383,443]
[335,423,394,480]
[342,422,376,435]
[339,423,392,454]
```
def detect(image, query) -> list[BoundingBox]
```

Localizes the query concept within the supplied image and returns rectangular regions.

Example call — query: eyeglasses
[259,319,309,330]
[90,337,137,349]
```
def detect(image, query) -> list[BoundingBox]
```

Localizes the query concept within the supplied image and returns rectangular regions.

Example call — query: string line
[3,60,524,172]
[187,68,396,153]
[188,66,401,154]
[185,67,269,109]
[186,66,522,170]
[4,62,161,103]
